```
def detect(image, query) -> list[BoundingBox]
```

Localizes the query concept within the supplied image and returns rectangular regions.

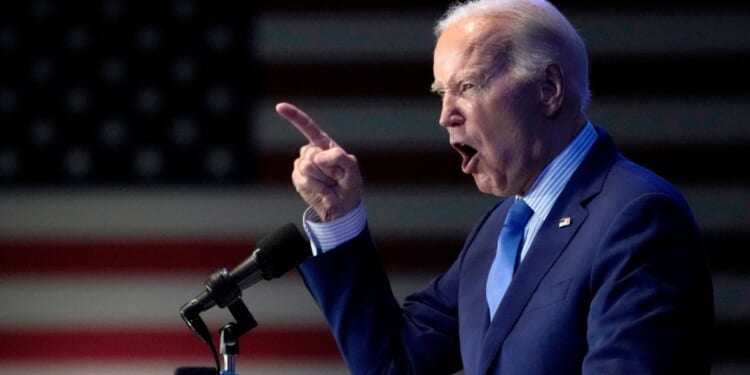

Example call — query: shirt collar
[519,121,597,219]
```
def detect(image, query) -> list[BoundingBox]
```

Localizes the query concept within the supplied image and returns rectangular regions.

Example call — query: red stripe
[0,239,254,276]
[0,327,340,362]
[0,238,463,275]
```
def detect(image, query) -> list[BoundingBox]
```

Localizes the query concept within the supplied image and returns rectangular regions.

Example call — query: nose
[438,93,463,128]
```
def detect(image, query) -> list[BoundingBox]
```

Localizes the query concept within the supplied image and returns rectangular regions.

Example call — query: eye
[460,82,476,93]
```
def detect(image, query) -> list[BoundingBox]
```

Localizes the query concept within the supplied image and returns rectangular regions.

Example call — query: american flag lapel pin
[558,216,571,228]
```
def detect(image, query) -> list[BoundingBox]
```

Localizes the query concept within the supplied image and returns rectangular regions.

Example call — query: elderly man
[275,0,714,374]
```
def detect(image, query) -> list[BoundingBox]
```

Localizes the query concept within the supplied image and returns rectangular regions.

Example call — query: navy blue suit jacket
[299,127,714,374]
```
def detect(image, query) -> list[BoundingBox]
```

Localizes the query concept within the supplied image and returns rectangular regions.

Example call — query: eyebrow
[430,68,490,94]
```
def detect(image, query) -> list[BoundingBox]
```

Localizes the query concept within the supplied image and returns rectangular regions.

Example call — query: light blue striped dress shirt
[516,122,596,261]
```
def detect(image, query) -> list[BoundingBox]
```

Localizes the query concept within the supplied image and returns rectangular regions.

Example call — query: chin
[473,175,500,196]
[473,173,509,197]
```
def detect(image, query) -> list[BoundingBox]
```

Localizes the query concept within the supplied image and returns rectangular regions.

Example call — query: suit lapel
[475,126,617,374]
[477,201,588,373]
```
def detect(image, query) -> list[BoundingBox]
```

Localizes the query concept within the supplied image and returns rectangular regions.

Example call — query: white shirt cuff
[303,201,367,255]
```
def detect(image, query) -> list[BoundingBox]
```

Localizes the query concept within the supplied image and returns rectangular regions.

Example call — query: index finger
[275,102,334,149]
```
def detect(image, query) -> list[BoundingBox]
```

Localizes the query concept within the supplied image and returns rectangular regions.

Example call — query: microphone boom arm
[177,222,311,373]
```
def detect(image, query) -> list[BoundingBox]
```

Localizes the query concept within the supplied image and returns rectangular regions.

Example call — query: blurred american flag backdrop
[1,1,750,374]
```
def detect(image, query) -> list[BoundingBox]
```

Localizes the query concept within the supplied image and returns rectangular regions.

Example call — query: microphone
[180,222,310,343]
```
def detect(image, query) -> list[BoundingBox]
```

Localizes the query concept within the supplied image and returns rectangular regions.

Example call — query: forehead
[433,16,510,84]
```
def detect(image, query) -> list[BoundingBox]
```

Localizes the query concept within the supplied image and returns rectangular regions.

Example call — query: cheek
[469,87,527,152]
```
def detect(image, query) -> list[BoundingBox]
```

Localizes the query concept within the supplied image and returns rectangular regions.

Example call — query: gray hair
[435,0,591,111]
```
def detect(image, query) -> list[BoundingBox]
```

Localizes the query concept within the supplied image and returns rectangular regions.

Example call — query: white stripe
[253,98,444,153]
[0,273,437,328]
[254,10,750,62]
[568,11,750,57]
[254,97,750,152]
[255,10,436,63]
[0,186,746,238]
[0,272,745,328]
[0,186,496,240]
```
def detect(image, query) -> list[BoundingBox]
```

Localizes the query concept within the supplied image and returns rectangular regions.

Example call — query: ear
[539,63,564,117]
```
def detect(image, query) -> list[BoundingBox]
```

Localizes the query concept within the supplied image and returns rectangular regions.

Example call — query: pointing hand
[276,102,363,221]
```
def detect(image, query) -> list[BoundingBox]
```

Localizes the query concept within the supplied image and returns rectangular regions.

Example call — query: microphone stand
[219,299,258,375]
[178,269,259,375]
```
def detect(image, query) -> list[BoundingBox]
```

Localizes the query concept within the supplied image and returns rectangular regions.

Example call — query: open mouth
[452,143,478,172]
[454,143,477,158]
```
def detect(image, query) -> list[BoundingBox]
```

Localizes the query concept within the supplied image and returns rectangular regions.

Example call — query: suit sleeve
[584,192,714,374]
[298,227,463,375]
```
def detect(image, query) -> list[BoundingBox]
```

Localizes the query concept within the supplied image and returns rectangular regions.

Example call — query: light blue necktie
[486,198,533,320]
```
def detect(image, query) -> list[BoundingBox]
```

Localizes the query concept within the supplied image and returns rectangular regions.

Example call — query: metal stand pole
[218,298,258,375]
[220,324,239,375]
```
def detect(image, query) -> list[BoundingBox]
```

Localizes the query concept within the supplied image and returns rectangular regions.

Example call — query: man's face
[432,17,541,197]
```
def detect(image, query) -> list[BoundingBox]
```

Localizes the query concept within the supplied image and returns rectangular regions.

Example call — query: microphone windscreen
[256,222,311,279]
